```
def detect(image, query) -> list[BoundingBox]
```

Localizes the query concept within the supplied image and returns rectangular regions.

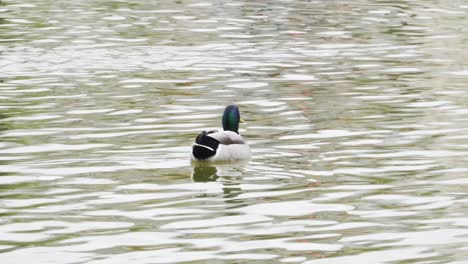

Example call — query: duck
[190,105,251,162]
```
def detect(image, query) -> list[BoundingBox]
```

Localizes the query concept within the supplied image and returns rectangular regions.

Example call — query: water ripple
[1,0,468,263]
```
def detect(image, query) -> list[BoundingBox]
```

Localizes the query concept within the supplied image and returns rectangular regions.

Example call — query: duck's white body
[190,130,251,162]
[211,143,251,161]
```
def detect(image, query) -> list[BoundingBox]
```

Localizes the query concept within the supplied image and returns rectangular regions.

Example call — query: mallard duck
[190,105,251,162]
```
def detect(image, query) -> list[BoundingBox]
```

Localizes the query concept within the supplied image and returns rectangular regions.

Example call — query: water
[1,0,468,263]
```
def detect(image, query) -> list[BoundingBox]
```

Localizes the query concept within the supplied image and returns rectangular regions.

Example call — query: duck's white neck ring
[193,143,215,152]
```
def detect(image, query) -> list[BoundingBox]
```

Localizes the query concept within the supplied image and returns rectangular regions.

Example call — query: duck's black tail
[192,131,220,160]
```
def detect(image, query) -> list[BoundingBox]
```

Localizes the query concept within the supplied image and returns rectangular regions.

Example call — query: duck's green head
[222,104,242,134]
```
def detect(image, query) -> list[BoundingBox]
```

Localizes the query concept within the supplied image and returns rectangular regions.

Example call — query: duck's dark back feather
[192,131,220,160]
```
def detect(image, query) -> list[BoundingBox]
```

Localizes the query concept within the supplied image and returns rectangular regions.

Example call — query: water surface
[1,0,468,263]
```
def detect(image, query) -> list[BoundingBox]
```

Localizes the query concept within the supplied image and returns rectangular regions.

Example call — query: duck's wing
[207,130,246,145]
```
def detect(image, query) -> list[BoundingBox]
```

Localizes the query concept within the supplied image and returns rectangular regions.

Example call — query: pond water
[1,0,468,263]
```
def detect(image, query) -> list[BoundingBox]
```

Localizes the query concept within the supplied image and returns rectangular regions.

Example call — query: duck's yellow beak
[240,118,246,124]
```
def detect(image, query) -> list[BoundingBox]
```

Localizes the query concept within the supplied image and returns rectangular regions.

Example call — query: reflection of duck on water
[191,163,245,199]
[191,165,219,182]
[191,161,249,182]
